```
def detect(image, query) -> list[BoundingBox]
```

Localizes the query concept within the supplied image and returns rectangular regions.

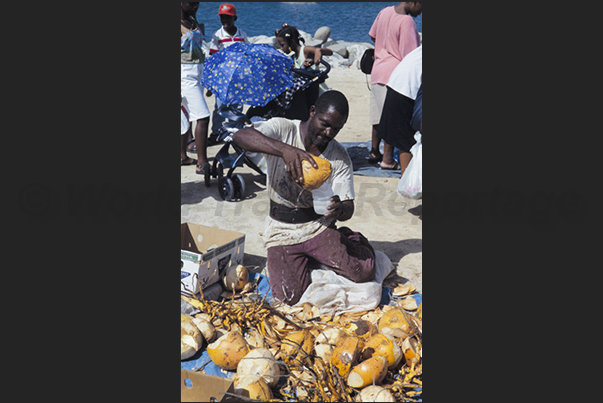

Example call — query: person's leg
[181,126,197,164]
[377,88,416,170]
[380,142,400,169]
[398,151,413,177]
[181,106,196,164]
[211,97,224,136]
[181,63,211,170]
[194,117,210,171]
[266,243,313,305]
[370,125,382,163]
[369,84,387,163]
[304,226,376,284]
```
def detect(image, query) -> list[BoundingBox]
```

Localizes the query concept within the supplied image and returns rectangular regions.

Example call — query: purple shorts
[266,225,376,305]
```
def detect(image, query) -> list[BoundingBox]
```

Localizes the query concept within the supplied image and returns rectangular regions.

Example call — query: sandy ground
[181,67,422,292]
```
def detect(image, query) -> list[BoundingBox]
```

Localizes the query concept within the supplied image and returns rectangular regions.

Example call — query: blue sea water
[196,2,421,44]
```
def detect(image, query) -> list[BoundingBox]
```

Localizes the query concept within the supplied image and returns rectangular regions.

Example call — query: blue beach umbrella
[201,42,295,107]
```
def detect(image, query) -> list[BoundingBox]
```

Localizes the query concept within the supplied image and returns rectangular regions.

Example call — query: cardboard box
[181,370,234,402]
[181,223,245,294]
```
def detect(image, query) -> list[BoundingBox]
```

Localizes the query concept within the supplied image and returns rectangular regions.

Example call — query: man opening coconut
[232,90,376,305]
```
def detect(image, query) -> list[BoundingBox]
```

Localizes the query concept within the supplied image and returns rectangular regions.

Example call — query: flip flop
[379,161,401,171]
[368,148,383,164]
[181,157,197,166]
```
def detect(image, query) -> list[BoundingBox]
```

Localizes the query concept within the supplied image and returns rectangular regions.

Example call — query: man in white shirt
[232,91,376,305]
[378,45,422,175]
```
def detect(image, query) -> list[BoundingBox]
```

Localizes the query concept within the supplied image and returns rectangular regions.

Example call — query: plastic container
[311,182,334,215]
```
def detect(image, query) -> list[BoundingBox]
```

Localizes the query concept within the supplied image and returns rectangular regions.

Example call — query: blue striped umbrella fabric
[201,42,295,107]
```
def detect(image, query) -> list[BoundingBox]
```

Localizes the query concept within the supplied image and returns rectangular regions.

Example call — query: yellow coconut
[416,303,422,320]
[331,337,363,378]
[206,330,250,370]
[347,355,388,388]
[222,264,249,291]
[301,156,332,190]
[237,348,281,388]
[361,333,403,369]
[234,375,273,401]
[357,385,396,402]
[278,329,315,365]
[378,307,413,341]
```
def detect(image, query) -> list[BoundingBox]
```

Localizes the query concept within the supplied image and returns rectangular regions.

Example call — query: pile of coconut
[182,264,422,402]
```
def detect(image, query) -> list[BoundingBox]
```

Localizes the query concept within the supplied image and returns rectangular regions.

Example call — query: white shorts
[181,63,210,121]
[369,83,387,126]
[181,105,190,135]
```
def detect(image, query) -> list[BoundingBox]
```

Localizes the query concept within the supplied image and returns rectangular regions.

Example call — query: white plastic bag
[397,131,422,199]
[294,251,395,315]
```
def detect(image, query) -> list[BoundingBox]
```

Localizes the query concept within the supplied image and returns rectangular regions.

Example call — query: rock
[249,35,277,47]
[305,38,324,48]
[298,30,314,44]
[346,43,372,61]
[327,42,349,58]
[313,26,331,44]
[323,39,337,48]
[323,52,352,69]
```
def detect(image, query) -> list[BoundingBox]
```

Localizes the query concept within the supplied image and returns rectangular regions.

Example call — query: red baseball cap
[218,4,237,17]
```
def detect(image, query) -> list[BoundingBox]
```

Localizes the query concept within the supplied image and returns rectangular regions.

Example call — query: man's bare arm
[232,127,318,185]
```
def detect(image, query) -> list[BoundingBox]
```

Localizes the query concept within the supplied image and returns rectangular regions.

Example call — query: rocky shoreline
[203,26,422,70]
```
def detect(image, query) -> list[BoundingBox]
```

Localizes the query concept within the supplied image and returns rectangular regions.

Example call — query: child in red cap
[209,4,248,55]
[206,4,249,143]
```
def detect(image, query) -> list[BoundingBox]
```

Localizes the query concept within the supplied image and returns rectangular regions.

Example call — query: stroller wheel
[216,163,224,179]
[232,174,246,200]
[218,177,234,201]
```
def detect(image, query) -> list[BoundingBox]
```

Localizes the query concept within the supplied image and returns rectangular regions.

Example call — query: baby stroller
[205,59,331,201]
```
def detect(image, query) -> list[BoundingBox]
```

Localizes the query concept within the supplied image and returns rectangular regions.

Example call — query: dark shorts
[266,225,376,305]
[377,87,417,153]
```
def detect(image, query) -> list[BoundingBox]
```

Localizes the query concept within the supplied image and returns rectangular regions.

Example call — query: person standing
[206,4,249,145]
[181,2,212,177]
[367,2,422,168]
[377,45,422,176]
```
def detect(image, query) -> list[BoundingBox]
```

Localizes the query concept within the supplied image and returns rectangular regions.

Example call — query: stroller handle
[290,59,331,81]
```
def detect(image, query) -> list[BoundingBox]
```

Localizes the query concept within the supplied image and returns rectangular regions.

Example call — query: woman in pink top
[367,2,422,169]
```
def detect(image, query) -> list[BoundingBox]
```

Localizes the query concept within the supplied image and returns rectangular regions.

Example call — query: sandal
[181,157,197,166]
[187,138,197,153]
[195,163,210,175]
[368,147,383,164]
[196,163,211,187]
[379,161,401,171]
